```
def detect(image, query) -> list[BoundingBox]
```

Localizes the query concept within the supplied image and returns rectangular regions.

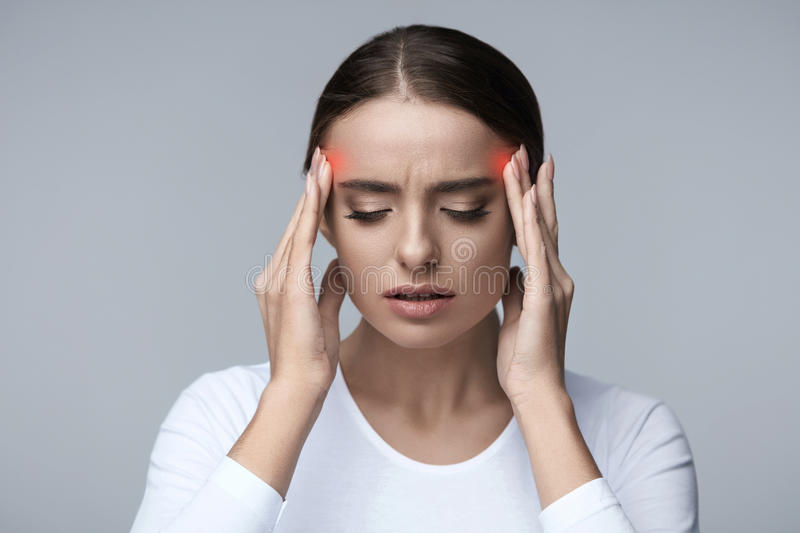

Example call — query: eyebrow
[336,176,495,194]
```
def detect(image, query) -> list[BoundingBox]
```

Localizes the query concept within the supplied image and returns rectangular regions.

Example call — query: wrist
[231,375,328,499]
[509,380,572,417]
[263,375,329,413]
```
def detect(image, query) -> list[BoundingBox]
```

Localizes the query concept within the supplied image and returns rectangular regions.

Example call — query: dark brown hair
[302,23,544,186]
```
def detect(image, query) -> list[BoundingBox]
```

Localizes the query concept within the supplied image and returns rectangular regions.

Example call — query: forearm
[227,378,328,500]
[512,382,603,510]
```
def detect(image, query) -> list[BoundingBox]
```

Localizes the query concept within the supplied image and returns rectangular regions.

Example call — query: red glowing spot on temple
[320,148,346,179]
[489,147,515,180]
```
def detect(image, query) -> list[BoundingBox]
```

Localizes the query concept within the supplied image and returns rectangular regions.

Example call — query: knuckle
[564,276,575,292]
[254,271,267,294]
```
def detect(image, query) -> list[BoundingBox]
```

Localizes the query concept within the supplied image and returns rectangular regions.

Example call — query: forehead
[322,97,511,183]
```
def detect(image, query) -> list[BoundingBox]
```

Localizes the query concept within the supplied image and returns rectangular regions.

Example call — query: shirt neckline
[332,361,518,474]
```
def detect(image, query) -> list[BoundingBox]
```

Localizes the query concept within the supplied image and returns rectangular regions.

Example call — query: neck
[338,308,507,425]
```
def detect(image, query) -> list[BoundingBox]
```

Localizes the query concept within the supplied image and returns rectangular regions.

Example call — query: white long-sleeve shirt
[130,361,700,532]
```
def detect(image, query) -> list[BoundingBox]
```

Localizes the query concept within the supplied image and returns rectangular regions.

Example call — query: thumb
[501,266,524,327]
[318,257,347,346]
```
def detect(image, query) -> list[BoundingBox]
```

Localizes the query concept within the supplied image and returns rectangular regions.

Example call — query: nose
[394,211,440,274]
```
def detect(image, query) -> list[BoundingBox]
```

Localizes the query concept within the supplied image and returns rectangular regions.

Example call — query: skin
[320,98,517,462]
[231,96,603,514]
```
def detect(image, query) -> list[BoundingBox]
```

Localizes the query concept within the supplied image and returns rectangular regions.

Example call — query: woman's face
[319,96,517,349]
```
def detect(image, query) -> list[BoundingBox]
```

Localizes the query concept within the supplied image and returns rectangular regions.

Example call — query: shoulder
[181,361,273,402]
[565,368,666,423]
[159,362,274,452]
[178,361,274,420]
[565,370,694,488]
[564,369,685,448]
[134,362,279,530]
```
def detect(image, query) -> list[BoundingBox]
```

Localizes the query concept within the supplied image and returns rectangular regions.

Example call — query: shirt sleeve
[537,396,700,532]
[130,383,288,532]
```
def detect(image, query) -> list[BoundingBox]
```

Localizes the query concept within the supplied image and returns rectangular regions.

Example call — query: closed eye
[344,209,391,221]
[344,206,490,222]
[442,206,490,220]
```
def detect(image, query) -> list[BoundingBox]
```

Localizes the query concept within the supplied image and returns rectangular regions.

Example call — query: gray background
[1,1,797,531]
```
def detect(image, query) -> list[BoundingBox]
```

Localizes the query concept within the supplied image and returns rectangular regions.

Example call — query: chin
[382,324,466,349]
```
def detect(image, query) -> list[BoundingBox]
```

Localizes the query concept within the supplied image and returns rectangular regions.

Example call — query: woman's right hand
[254,145,346,398]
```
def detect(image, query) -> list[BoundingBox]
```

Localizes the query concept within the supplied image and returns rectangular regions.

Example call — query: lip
[383,282,456,320]
[383,283,456,297]
[385,292,456,319]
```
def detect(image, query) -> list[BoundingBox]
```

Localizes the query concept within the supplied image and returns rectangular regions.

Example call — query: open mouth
[385,291,456,319]
[390,293,453,301]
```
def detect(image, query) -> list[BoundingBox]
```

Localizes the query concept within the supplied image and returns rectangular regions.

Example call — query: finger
[505,149,547,254]
[531,186,565,322]
[511,189,557,361]
[502,157,523,258]
[257,172,312,349]
[515,152,548,253]
[513,145,532,192]
[261,192,305,294]
[318,257,346,315]
[257,147,323,361]
[285,158,322,296]
[533,185,575,328]
[256,160,313,342]
[533,184,570,365]
[501,265,524,326]
[317,152,333,226]
[256,274,270,345]
[522,187,552,306]
[516,148,547,201]
[532,151,559,248]
[263,145,322,289]
[502,151,532,259]
[318,258,346,361]
[276,146,324,289]
[518,142,530,176]
[285,146,323,249]
[532,184,570,287]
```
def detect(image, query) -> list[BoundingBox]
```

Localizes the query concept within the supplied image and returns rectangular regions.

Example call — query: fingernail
[531,185,537,207]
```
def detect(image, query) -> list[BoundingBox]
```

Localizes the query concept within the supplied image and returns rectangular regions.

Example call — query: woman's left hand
[497,145,575,406]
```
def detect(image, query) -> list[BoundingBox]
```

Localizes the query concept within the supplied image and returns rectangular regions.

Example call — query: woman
[131,24,699,532]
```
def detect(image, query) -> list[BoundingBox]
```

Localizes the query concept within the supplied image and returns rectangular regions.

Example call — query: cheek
[331,233,393,296]
[448,228,513,296]
[335,227,390,264]
[448,217,512,262]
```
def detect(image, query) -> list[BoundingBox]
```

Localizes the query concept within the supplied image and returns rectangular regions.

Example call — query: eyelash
[344,206,490,222]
